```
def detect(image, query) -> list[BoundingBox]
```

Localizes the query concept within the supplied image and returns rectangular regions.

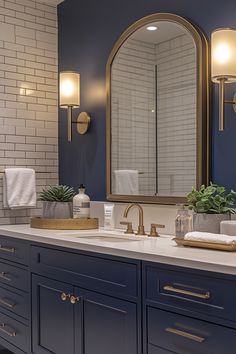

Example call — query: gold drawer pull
[70,295,81,304]
[163,285,210,300]
[166,327,205,343]
[0,245,15,253]
[0,272,11,282]
[0,323,16,337]
[0,298,15,309]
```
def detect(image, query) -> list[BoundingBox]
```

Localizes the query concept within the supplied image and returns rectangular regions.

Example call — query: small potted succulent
[39,185,75,219]
[187,183,236,233]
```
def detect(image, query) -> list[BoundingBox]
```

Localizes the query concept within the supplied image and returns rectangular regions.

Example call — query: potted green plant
[187,183,236,233]
[39,185,75,219]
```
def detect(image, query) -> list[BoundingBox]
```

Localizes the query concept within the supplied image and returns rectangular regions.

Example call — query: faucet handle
[149,223,165,237]
[120,221,134,234]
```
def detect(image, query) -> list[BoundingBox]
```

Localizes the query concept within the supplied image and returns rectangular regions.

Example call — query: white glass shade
[211,29,236,83]
[59,72,80,107]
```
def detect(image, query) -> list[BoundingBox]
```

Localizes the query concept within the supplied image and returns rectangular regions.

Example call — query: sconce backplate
[233,93,236,113]
[77,112,90,134]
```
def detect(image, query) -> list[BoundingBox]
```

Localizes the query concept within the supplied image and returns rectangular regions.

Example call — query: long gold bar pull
[165,327,205,343]
[219,78,226,131]
[67,106,72,142]
[163,285,210,299]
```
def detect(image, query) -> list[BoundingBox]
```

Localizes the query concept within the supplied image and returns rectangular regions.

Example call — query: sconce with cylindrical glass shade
[59,72,80,141]
[211,29,236,131]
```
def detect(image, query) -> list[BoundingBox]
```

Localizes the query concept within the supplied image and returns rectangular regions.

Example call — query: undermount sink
[57,230,150,242]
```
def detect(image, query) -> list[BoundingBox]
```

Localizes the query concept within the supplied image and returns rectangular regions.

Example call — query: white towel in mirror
[113,170,139,195]
[3,168,37,209]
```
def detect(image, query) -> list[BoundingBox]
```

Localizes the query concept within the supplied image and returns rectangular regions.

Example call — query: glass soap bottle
[175,205,192,239]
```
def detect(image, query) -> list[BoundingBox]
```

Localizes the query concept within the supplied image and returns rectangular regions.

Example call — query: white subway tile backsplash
[0,0,58,225]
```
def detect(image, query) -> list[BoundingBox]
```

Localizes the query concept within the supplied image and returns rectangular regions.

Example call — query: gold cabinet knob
[70,295,80,304]
[61,292,70,301]
[149,223,165,237]
[120,221,134,234]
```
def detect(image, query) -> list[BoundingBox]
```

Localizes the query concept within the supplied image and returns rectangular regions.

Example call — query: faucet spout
[123,203,146,235]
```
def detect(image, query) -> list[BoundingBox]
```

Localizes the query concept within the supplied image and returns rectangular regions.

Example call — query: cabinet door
[74,288,138,354]
[32,275,74,354]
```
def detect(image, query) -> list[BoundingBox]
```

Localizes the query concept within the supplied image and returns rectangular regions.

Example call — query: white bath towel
[3,168,37,209]
[113,170,139,195]
[185,231,236,245]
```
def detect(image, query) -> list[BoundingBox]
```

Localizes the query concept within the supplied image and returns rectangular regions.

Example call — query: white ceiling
[131,21,187,44]
[35,0,64,5]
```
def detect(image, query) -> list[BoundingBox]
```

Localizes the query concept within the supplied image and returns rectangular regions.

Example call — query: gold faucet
[123,203,146,235]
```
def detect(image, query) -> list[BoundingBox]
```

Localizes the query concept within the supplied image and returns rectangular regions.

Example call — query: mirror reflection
[111,21,197,197]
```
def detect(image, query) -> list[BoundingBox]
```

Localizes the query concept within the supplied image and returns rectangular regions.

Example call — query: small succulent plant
[187,183,236,214]
[39,185,75,202]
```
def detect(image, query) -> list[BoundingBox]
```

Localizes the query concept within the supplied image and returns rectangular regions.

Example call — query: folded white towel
[113,170,139,195]
[185,231,236,245]
[3,168,37,209]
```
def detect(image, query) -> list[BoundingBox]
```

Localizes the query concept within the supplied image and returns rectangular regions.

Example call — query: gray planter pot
[42,201,72,219]
[192,213,231,234]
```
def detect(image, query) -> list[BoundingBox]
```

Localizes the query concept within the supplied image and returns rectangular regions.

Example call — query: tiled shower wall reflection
[0,0,58,224]
[111,34,196,196]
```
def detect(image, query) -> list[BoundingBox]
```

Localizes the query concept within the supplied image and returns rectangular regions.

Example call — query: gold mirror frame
[106,13,210,204]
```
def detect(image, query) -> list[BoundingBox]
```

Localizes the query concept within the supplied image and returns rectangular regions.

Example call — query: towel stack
[3,168,37,209]
[184,231,236,245]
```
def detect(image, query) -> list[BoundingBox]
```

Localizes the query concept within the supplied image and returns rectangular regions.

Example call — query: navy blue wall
[58,0,236,201]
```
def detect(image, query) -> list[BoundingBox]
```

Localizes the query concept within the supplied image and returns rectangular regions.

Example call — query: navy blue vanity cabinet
[0,236,30,354]
[31,245,141,354]
[32,275,74,354]
[74,287,138,354]
[143,262,236,354]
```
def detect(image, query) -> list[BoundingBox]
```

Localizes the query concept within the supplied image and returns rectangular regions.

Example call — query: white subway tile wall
[111,33,196,197]
[0,0,58,225]
[156,34,196,196]
[111,39,156,195]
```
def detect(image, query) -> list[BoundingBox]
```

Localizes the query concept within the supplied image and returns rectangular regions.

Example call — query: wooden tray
[30,217,99,230]
[173,237,236,252]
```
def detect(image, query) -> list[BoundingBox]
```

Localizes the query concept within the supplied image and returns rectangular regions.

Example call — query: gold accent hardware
[0,272,11,282]
[148,223,165,237]
[166,327,205,343]
[60,292,70,302]
[77,112,90,135]
[70,295,81,304]
[0,298,15,309]
[123,203,146,235]
[120,221,134,234]
[163,285,210,299]
[0,245,15,253]
[0,323,16,337]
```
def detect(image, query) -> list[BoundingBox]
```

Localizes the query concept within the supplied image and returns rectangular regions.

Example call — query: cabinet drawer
[0,262,28,292]
[0,311,29,353]
[0,286,29,320]
[0,236,28,265]
[146,265,236,322]
[31,246,138,298]
[148,345,173,354]
[147,307,236,354]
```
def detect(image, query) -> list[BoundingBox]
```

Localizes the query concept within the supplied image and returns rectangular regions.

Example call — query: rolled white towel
[185,231,236,245]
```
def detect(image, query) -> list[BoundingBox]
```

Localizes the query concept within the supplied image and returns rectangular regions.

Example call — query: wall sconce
[59,71,90,141]
[211,28,236,131]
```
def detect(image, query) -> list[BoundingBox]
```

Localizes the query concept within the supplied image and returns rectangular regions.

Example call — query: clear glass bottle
[175,204,192,239]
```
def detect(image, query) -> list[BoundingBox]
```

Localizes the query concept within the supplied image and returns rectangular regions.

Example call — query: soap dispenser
[175,204,192,239]
[73,184,90,219]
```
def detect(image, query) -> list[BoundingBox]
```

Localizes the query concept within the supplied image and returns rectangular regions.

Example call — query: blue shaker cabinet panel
[32,275,74,354]
[74,288,139,354]
[0,236,29,265]
[147,306,236,354]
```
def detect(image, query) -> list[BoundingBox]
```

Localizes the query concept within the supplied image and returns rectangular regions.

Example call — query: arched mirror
[106,13,209,204]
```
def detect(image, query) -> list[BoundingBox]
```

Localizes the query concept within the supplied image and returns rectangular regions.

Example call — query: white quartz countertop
[0,224,236,275]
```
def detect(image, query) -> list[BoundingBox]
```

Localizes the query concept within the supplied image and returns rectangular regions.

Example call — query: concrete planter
[192,213,231,234]
[42,201,73,219]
